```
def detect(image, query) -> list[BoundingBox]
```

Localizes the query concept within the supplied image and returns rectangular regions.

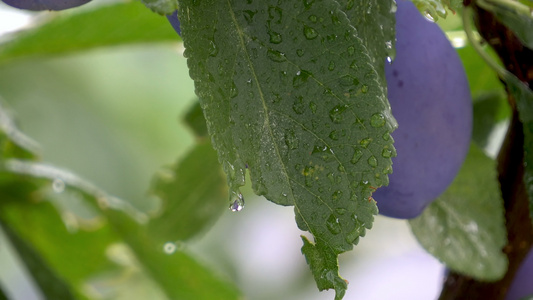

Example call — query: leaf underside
[178,0,396,297]
[410,144,508,281]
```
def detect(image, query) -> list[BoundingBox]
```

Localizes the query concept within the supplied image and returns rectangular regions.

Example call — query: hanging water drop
[163,242,177,254]
[423,10,435,22]
[52,178,65,193]
[229,192,245,212]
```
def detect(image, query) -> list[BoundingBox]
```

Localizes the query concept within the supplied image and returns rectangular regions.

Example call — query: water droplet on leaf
[367,156,378,167]
[326,214,341,234]
[52,178,65,193]
[163,242,177,254]
[370,113,386,127]
[303,25,318,40]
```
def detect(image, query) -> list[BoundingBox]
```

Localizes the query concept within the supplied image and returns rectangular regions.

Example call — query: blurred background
[0,1,491,299]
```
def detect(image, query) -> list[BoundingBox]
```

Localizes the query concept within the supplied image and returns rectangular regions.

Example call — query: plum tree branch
[438,2,533,299]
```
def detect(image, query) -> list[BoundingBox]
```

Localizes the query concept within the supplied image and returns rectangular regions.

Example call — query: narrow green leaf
[0,100,40,160]
[409,144,508,281]
[0,220,77,300]
[183,101,209,138]
[104,208,241,300]
[0,1,178,64]
[503,74,533,225]
[148,142,227,241]
[179,0,395,297]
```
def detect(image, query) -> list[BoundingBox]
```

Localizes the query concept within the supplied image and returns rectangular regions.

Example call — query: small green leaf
[503,73,533,225]
[0,220,77,300]
[179,0,395,297]
[409,144,508,281]
[148,142,226,241]
[141,0,178,15]
[301,236,347,300]
[0,1,178,64]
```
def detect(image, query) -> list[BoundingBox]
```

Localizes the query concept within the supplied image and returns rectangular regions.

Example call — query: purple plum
[373,0,472,218]
[167,10,181,36]
[2,0,91,11]
[506,247,533,300]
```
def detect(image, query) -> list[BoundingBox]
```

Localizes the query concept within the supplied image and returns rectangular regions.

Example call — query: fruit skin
[167,10,181,36]
[506,248,533,300]
[373,0,472,219]
[2,0,91,11]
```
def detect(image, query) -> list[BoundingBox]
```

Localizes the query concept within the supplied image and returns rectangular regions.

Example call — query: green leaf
[1,159,240,300]
[472,91,511,155]
[183,101,209,138]
[503,73,533,224]
[141,0,179,15]
[477,0,533,50]
[0,1,179,64]
[0,220,77,300]
[301,236,347,300]
[409,143,508,281]
[148,141,227,241]
[338,0,396,84]
[179,0,395,297]
[104,208,241,300]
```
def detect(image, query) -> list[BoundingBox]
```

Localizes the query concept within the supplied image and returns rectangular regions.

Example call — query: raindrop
[292,96,306,114]
[303,25,318,40]
[52,178,65,193]
[382,132,392,141]
[312,144,334,162]
[284,129,299,149]
[359,138,371,148]
[208,40,218,57]
[269,31,283,44]
[229,192,245,212]
[347,46,355,56]
[243,10,257,24]
[296,49,305,57]
[329,130,339,140]
[292,70,311,88]
[339,75,359,86]
[332,190,343,202]
[390,0,397,13]
[308,15,318,22]
[335,208,346,215]
[382,147,393,158]
[361,84,369,93]
[326,214,341,235]
[370,113,386,127]
[367,156,378,167]
[329,104,348,123]
[163,242,177,254]
[309,101,317,114]
[267,49,286,62]
[423,10,436,22]
[328,61,335,71]
[345,227,361,244]
[230,82,239,98]
[351,148,363,164]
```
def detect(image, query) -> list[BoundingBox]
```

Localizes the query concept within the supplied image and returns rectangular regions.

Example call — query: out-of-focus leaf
[412,0,461,20]
[2,159,240,300]
[0,220,77,300]
[183,101,208,138]
[141,0,178,15]
[0,283,8,300]
[180,0,395,297]
[104,208,241,300]
[0,1,179,64]
[478,0,533,50]
[503,73,533,224]
[0,100,40,160]
[409,144,507,281]
[457,45,506,96]
[148,141,226,241]
[472,91,511,154]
